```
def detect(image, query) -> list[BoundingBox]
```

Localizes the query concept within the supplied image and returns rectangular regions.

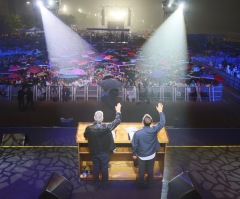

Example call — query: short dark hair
[142,114,152,126]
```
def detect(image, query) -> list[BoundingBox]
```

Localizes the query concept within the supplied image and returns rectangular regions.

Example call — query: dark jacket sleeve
[83,112,122,155]
[132,132,139,156]
[84,126,89,139]
[105,112,122,131]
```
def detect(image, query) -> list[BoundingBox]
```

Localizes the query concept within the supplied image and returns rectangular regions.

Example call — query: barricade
[1,85,224,102]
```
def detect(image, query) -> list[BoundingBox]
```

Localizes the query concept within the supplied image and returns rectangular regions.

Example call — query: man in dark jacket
[26,87,35,111]
[84,103,122,190]
[132,102,165,188]
[17,87,26,112]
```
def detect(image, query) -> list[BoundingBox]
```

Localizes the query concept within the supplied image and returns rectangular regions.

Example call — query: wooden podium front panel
[76,122,169,180]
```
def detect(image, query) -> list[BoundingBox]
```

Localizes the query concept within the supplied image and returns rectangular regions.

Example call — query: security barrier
[1,85,223,102]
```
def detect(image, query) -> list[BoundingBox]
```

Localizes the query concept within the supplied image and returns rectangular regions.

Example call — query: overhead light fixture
[37,0,44,7]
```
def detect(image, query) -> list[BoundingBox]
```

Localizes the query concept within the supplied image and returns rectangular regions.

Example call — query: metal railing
[192,59,240,91]
[217,70,240,91]
[0,85,223,102]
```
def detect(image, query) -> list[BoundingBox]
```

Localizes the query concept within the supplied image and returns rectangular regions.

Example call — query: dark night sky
[187,0,240,33]
[61,0,240,33]
[8,0,240,33]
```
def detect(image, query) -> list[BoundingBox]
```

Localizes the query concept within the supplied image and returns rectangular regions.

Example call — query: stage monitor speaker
[38,172,73,199]
[167,172,202,199]
[2,133,26,146]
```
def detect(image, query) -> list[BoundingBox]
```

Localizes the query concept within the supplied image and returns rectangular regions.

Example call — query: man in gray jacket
[132,102,165,188]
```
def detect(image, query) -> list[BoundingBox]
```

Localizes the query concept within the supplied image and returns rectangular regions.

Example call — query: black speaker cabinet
[167,172,202,199]
[38,172,73,199]
[2,133,26,146]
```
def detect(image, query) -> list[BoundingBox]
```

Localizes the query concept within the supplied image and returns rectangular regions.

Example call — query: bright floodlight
[179,3,185,10]
[48,0,54,7]
[37,0,43,7]
[139,6,187,80]
[110,10,127,20]
[62,5,67,13]
[168,0,174,8]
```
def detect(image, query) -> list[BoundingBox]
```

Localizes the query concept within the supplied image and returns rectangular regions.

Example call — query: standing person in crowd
[62,86,70,102]
[127,85,137,102]
[51,86,58,102]
[108,88,119,109]
[84,103,122,191]
[131,102,166,189]
[17,86,26,112]
[146,83,153,104]
[38,87,46,102]
[26,87,35,111]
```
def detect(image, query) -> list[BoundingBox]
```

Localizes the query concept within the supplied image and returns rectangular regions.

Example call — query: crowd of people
[0,31,240,93]
[189,35,240,78]
[17,86,35,112]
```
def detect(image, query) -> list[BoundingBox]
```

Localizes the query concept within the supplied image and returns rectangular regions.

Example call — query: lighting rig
[162,0,191,19]
[33,0,61,14]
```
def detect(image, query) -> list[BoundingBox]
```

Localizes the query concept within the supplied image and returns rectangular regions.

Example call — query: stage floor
[1,145,240,199]
[0,99,240,198]
[1,127,240,199]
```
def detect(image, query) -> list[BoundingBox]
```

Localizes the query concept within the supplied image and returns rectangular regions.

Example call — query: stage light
[110,10,127,20]
[37,0,43,7]
[179,3,185,10]
[167,0,174,8]
[48,0,54,7]
[139,6,187,76]
[62,5,67,13]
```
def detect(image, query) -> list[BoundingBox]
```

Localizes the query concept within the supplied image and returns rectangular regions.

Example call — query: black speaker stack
[38,172,73,199]
[167,171,202,199]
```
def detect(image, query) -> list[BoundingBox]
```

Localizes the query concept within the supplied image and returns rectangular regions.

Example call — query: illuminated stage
[0,127,240,199]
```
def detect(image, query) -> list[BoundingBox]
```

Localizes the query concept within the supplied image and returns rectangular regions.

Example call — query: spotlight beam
[139,6,187,77]
[39,5,95,67]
